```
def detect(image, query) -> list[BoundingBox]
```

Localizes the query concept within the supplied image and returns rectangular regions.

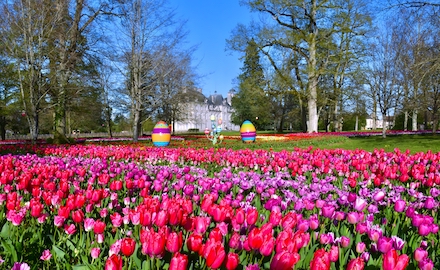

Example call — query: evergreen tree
[231,39,271,130]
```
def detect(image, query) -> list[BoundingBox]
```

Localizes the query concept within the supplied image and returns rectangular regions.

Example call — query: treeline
[1,0,440,142]
[227,1,440,137]
[0,0,198,142]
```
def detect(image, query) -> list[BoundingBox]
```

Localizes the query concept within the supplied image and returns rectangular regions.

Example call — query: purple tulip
[377,236,393,253]
[321,204,335,219]
[418,258,434,270]
[430,223,439,234]
[393,199,406,212]
[391,235,405,250]
[348,192,357,203]
[424,197,435,209]
[418,223,431,236]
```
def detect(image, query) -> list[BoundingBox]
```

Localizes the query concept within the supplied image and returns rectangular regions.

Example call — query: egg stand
[204,115,224,145]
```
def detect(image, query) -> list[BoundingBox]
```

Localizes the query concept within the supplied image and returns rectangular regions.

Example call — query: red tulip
[193,216,210,234]
[147,230,166,257]
[248,227,263,250]
[209,227,223,242]
[225,252,240,270]
[169,252,188,270]
[30,199,43,218]
[281,212,298,229]
[154,210,168,227]
[202,238,226,269]
[270,251,300,270]
[246,208,259,225]
[105,254,122,270]
[210,204,227,222]
[383,249,409,270]
[260,236,275,256]
[94,220,106,234]
[168,205,183,226]
[310,248,331,270]
[166,231,183,253]
[187,233,203,252]
[235,208,245,224]
[58,205,70,219]
[269,208,282,226]
[71,209,84,223]
[121,237,136,257]
[346,258,364,270]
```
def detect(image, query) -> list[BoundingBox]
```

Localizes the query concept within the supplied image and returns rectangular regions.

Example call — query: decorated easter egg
[152,121,171,146]
[240,120,256,143]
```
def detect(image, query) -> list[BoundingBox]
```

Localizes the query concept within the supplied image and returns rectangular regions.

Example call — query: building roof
[207,94,224,106]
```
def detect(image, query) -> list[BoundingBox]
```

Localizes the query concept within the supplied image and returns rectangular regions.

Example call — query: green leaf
[66,239,76,252]
[0,222,10,239]
[1,238,18,262]
[73,265,90,270]
[52,244,66,259]
[132,245,142,268]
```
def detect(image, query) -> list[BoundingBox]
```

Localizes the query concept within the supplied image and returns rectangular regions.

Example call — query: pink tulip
[414,247,428,262]
[354,197,367,211]
[91,247,101,259]
[346,258,364,270]
[40,249,52,261]
[356,242,366,253]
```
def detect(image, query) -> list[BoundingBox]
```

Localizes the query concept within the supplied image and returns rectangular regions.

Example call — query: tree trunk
[132,109,140,142]
[412,110,418,131]
[382,113,387,138]
[307,42,319,133]
[333,102,339,132]
[355,115,359,131]
[0,116,6,140]
[404,111,408,131]
[27,112,39,143]
[53,86,68,143]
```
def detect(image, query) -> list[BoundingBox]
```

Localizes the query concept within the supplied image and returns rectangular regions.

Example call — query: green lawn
[179,133,440,154]
[324,134,440,154]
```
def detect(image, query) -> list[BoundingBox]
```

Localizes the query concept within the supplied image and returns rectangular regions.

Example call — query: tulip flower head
[382,249,409,270]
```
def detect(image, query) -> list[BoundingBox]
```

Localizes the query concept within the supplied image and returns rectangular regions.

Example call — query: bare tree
[0,0,62,142]
[367,26,403,138]
[113,0,191,142]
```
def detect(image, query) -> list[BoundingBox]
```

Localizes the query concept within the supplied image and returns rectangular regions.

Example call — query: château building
[173,88,239,132]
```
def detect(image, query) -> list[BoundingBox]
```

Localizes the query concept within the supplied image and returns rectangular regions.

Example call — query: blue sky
[169,0,254,97]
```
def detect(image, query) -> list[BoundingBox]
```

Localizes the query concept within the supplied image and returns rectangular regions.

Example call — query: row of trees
[1,0,440,142]
[228,0,440,136]
[0,0,196,142]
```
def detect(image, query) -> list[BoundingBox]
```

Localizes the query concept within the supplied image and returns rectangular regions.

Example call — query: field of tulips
[0,141,439,270]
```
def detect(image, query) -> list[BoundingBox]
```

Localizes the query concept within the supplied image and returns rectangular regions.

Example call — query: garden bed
[0,140,439,269]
